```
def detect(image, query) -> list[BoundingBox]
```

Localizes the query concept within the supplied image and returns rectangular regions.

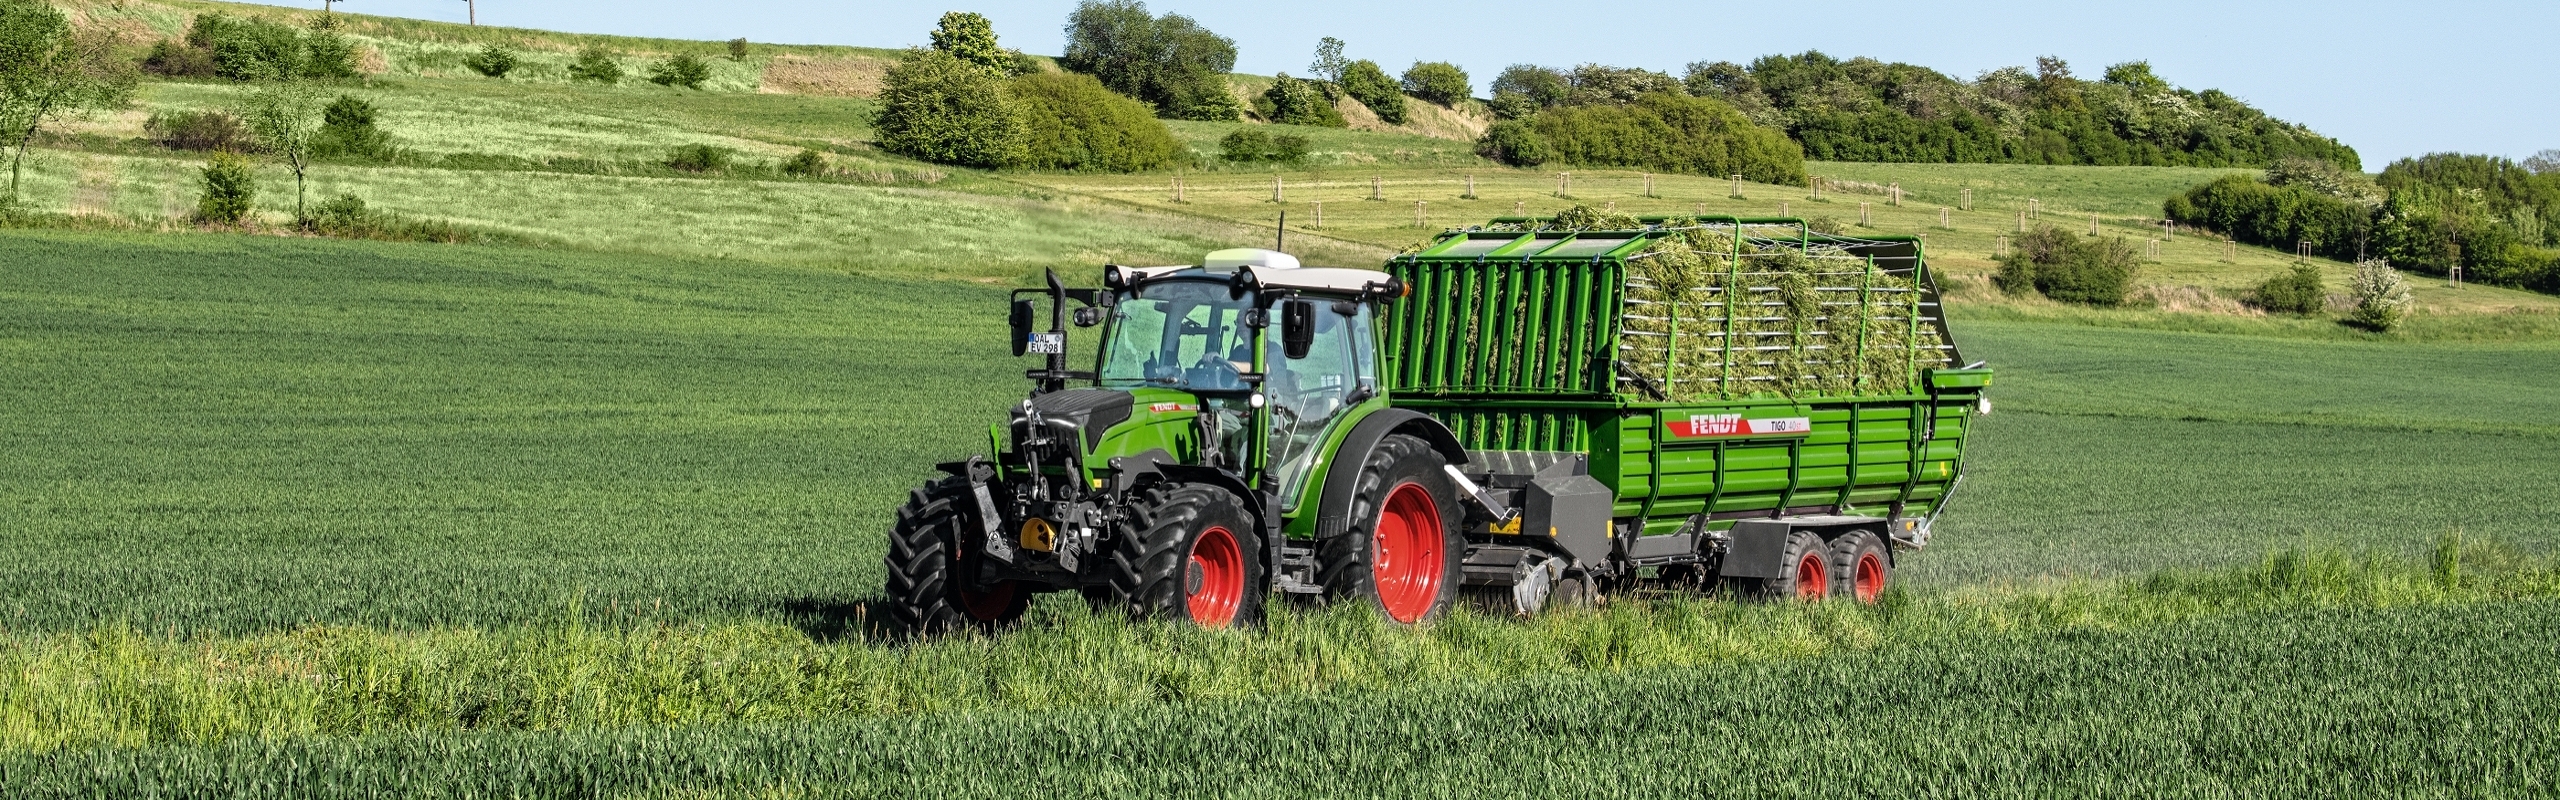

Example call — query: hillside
[13,0,2551,331]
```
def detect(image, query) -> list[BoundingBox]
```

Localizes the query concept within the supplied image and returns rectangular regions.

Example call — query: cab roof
[1119,248,1390,295]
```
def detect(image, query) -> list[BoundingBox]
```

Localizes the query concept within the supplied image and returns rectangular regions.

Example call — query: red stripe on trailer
[1664,415,1813,438]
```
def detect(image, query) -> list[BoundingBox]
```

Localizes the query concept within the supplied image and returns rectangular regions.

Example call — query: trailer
[882,214,1989,633]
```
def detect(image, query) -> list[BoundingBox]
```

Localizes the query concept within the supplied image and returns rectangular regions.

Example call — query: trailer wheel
[1751,529,1831,601]
[1829,530,1891,604]
[1108,483,1264,629]
[1319,433,1463,624]
[883,476,1030,635]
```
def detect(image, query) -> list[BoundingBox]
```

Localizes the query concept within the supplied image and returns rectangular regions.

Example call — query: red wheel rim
[1372,482,1445,623]
[1185,525,1245,627]
[957,579,1020,621]
[1793,550,1828,601]
[1853,550,1886,603]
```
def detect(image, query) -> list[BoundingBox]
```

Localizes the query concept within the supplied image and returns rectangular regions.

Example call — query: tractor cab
[1091,249,1396,509]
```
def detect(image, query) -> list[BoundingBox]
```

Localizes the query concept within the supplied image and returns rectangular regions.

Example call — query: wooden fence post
[1313,200,1322,228]
[1273,176,1283,203]
[1860,202,1871,226]
[1415,200,1427,227]
[1371,176,1383,201]
[1961,188,1971,211]
[1731,174,1743,199]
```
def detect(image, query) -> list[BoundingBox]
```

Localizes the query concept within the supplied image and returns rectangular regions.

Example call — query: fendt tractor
[884,215,1991,633]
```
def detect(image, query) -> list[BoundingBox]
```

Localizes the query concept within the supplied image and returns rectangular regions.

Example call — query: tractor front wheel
[1318,434,1464,624]
[883,476,1030,636]
[1108,483,1264,629]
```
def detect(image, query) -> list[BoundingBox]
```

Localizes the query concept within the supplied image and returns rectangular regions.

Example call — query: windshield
[1096,280,1256,393]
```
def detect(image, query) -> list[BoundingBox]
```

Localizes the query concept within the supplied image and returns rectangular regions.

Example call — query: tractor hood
[1012,387,1204,464]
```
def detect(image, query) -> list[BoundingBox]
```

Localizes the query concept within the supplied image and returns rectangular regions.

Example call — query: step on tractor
[885,215,1992,633]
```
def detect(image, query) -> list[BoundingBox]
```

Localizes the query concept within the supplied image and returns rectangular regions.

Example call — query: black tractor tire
[882,476,1030,636]
[1829,529,1892,604]
[1748,529,1833,602]
[1317,433,1465,624]
[1107,483,1265,629]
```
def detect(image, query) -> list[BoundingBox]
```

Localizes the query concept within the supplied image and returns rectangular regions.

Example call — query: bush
[664,144,733,173]
[1997,225,2137,306]
[2166,174,2373,260]
[1474,119,1548,167]
[1528,92,1804,184]
[300,192,368,231]
[145,110,250,152]
[141,39,217,77]
[782,149,826,177]
[1401,61,1470,106]
[1805,215,1844,235]
[568,46,622,84]
[2248,263,2327,315]
[649,53,713,89]
[309,95,391,159]
[2348,259,2411,331]
[874,48,1023,168]
[1338,60,1403,125]
[196,152,257,224]
[1009,71,1183,172]
[728,38,749,62]
[295,192,474,242]
[464,45,518,79]
[302,29,359,79]
[1218,128,1308,165]
[1257,74,1344,127]
[191,13,303,81]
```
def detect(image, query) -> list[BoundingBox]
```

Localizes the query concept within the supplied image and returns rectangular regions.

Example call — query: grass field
[7,2,2559,792]
[6,230,2554,636]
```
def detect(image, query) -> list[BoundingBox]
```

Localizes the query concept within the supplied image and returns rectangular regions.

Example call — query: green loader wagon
[884,216,1991,633]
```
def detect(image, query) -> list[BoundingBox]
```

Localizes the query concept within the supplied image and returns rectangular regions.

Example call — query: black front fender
[1313,409,1464,539]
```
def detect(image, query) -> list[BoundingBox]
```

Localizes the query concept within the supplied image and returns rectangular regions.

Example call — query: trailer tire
[883,476,1030,636]
[1749,529,1832,602]
[1829,529,1891,604]
[1108,483,1264,629]
[1318,433,1464,624]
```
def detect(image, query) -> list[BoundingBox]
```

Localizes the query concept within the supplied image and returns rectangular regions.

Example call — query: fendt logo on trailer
[1666,415,1813,438]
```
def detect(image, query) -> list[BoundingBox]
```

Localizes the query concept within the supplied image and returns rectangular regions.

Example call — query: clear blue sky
[254,0,2554,167]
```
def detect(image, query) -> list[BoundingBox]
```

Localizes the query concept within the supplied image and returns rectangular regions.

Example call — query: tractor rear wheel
[1749,529,1831,602]
[883,476,1030,636]
[1829,529,1892,604]
[1318,433,1463,624]
[1108,483,1264,628]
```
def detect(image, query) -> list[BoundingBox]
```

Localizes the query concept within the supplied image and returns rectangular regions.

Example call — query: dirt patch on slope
[760,54,891,98]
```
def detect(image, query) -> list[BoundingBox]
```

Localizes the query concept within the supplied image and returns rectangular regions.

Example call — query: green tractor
[886,217,1990,633]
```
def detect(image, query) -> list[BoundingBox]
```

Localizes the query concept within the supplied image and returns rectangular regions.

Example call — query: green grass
[1807,160,2254,218]
[5,230,2554,638]
[0,539,2547,754]
[7,593,2556,796]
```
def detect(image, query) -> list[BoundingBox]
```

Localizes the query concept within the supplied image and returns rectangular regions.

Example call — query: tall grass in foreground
[1,537,2545,755]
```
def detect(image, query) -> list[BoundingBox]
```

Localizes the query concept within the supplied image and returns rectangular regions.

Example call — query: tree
[874,48,1022,168]
[727,37,747,61]
[0,0,134,207]
[1400,61,1470,107]
[1338,59,1403,125]
[238,80,324,218]
[2528,149,2560,176]
[1308,37,1345,83]
[1059,1,1238,120]
[930,12,1005,74]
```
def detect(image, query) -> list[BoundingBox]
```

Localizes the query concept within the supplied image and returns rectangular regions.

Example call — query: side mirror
[1009,299,1036,356]
[1281,299,1315,360]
